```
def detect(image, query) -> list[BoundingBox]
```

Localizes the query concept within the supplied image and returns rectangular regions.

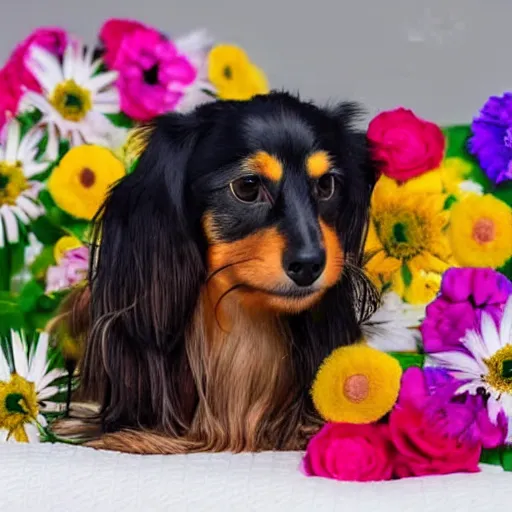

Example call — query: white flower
[174,30,216,113]
[363,292,424,352]
[0,331,66,443]
[20,42,124,160]
[11,233,45,291]
[459,180,484,195]
[0,118,46,247]
[428,296,512,438]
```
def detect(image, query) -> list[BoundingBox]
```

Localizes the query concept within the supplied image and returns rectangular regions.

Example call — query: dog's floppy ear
[82,113,204,434]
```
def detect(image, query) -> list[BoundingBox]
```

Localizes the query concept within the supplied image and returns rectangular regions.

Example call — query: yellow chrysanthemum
[365,177,452,301]
[311,343,402,424]
[394,157,472,197]
[53,235,83,263]
[208,44,269,101]
[449,194,512,268]
[48,145,126,220]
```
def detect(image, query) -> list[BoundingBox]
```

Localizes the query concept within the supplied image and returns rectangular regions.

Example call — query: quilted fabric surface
[0,444,508,511]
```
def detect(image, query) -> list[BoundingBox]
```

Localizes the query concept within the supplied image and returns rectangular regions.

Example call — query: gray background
[1,0,508,125]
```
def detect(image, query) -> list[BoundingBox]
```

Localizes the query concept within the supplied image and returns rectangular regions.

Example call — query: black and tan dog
[58,91,380,453]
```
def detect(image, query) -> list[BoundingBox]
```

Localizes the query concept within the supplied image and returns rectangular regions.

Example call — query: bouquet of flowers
[0,19,268,443]
[302,101,512,481]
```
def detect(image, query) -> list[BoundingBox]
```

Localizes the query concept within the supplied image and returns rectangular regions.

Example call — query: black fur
[81,91,379,437]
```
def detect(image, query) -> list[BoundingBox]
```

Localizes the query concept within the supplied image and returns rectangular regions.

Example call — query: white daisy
[20,42,124,160]
[174,30,216,113]
[0,118,46,247]
[0,330,66,443]
[363,292,424,352]
[428,296,512,435]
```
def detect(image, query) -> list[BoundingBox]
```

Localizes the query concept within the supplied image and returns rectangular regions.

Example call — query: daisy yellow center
[0,374,39,442]
[0,161,28,205]
[484,344,512,394]
[377,211,426,260]
[472,217,496,244]
[50,79,92,122]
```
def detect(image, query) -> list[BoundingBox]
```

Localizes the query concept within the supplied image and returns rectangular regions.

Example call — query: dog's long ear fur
[82,114,204,434]
[288,103,380,408]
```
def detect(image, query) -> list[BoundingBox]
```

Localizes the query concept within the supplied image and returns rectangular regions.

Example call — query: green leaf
[389,352,425,371]
[0,293,25,337]
[442,125,472,159]
[444,195,457,210]
[401,264,413,288]
[30,216,66,245]
[493,180,512,206]
[501,446,512,471]
[18,280,45,313]
[30,245,56,279]
[480,448,503,467]
[106,112,134,129]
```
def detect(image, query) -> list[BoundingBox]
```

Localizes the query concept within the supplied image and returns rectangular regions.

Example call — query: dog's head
[85,92,378,431]
[112,92,375,315]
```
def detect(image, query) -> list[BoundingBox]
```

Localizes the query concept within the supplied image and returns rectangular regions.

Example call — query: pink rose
[303,423,394,482]
[389,368,482,478]
[99,18,147,68]
[368,107,445,181]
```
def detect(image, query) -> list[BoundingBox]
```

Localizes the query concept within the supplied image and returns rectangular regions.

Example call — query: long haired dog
[60,92,379,454]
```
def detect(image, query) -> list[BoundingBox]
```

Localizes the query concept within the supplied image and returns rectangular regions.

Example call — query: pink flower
[368,107,445,181]
[100,18,146,68]
[100,18,196,121]
[0,27,68,128]
[303,423,394,482]
[421,268,512,353]
[389,367,483,478]
[46,246,89,293]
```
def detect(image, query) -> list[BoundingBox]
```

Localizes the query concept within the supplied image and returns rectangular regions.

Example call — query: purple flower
[403,367,507,449]
[421,268,512,353]
[46,246,89,293]
[469,93,512,185]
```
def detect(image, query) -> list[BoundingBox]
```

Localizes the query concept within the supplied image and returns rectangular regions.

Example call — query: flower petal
[11,331,29,378]
[2,207,20,244]
[4,120,20,163]
[24,423,40,443]
[36,367,66,393]
[28,332,49,385]
[0,217,4,247]
[0,345,11,380]
[10,205,30,225]
[427,351,482,377]
[86,71,118,93]
[16,196,42,220]
[499,296,512,345]
[37,385,60,401]
[481,311,502,354]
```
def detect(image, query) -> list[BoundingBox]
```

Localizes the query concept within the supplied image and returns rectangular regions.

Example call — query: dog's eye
[230,175,263,203]
[315,173,336,201]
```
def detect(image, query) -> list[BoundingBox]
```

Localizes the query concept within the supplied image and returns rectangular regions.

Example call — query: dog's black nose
[285,249,326,287]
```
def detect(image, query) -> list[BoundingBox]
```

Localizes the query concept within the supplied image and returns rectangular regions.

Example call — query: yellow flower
[208,44,269,101]
[0,374,38,442]
[449,194,512,268]
[311,343,402,424]
[365,177,452,301]
[53,235,83,263]
[48,145,125,220]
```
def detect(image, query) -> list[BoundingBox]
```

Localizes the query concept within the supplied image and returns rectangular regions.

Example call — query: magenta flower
[46,246,89,293]
[100,19,196,121]
[401,367,506,449]
[421,268,512,353]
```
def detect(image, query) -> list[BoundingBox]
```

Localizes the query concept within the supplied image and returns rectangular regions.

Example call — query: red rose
[389,405,481,478]
[368,108,445,181]
[303,423,394,482]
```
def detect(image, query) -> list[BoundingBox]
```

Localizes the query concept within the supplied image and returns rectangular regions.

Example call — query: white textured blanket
[0,444,508,511]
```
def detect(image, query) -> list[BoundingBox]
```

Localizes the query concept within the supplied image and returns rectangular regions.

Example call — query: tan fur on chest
[184,289,296,451]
